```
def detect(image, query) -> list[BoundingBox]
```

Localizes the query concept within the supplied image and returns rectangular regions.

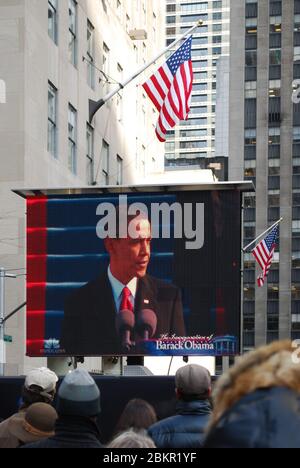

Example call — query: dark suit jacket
[60,273,186,356]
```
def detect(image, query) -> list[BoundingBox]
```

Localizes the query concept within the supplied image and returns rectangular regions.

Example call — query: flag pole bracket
[89,98,105,124]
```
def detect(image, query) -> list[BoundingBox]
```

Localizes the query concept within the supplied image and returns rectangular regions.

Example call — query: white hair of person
[108,428,156,449]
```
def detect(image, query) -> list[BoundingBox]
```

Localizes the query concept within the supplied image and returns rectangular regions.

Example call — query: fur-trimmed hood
[209,341,300,429]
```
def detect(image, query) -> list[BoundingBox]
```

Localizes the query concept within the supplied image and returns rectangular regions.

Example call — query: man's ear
[104,237,118,255]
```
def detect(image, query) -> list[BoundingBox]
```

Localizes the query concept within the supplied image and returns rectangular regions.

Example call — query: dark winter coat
[204,387,300,449]
[148,399,211,449]
[21,415,103,449]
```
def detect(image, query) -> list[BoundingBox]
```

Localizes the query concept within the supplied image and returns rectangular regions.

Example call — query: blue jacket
[148,399,212,449]
[204,387,300,449]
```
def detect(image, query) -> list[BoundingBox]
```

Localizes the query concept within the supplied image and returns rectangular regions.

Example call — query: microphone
[115,310,135,352]
[136,309,157,341]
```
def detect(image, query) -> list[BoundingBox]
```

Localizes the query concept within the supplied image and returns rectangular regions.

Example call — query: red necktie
[120,286,133,312]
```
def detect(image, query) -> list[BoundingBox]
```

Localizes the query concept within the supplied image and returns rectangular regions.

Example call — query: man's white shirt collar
[107,266,137,311]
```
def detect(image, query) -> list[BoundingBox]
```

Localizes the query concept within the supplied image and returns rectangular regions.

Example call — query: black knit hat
[56,369,101,417]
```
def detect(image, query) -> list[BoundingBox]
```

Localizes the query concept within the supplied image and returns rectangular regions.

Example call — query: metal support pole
[0,267,5,376]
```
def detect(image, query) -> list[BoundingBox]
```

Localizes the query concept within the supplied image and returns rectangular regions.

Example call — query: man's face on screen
[106,218,152,283]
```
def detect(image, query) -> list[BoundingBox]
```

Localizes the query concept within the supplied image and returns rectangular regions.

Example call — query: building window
[213,47,222,55]
[213,12,222,20]
[69,0,77,66]
[270,0,282,16]
[48,82,57,158]
[193,72,207,81]
[269,158,280,176]
[246,50,257,66]
[180,129,207,138]
[117,155,123,185]
[246,17,257,34]
[193,60,208,69]
[48,0,57,44]
[87,21,95,88]
[101,140,109,185]
[292,285,300,301]
[190,106,207,114]
[193,37,208,46]
[269,160,280,177]
[68,104,77,174]
[269,79,281,97]
[167,4,176,13]
[181,14,208,24]
[181,2,208,12]
[167,27,176,36]
[270,48,281,65]
[192,49,208,57]
[245,98,257,128]
[102,43,110,94]
[126,14,130,33]
[213,24,222,32]
[244,286,255,301]
[295,14,300,32]
[269,127,281,144]
[245,1,258,19]
[213,1,222,9]
[101,0,107,13]
[294,127,300,141]
[165,142,175,152]
[295,46,300,63]
[179,141,207,149]
[141,145,146,177]
[117,64,123,122]
[245,81,257,98]
[86,124,94,185]
[245,129,257,145]
[116,0,122,18]
[244,160,256,179]
[270,16,282,33]
[166,15,176,24]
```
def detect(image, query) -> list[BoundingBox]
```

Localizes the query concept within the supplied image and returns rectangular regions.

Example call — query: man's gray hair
[108,428,156,449]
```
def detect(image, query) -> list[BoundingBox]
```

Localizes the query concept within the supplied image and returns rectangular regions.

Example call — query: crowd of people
[1,340,300,448]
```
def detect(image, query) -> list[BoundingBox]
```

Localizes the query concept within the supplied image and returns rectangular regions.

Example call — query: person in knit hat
[0,367,58,448]
[22,369,103,448]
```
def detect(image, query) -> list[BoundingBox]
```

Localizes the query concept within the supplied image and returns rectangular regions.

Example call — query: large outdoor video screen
[26,188,242,357]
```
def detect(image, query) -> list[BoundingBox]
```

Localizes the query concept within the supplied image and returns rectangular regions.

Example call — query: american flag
[252,225,279,288]
[143,36,193,142]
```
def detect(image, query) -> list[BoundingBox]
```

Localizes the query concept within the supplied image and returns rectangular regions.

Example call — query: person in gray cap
[22,369,103,449]
[148,364,212,448]
[0,367,58,448]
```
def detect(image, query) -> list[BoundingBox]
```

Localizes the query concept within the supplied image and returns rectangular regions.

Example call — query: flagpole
[89,20,203,122]
[242,217,283,253]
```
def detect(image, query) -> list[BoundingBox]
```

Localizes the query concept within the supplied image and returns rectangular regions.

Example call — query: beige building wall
[0,0,165,375]
[229,0,295,350]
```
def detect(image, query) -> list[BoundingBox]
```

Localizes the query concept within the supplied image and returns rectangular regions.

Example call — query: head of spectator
[17,370,103,449]
[109,429,156,449]
[20,367,58,409]
[175,364,212,402]
[114,399,157,436]
[56,369,101,421]
[204,340,300,448]
[9,403,58,446]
